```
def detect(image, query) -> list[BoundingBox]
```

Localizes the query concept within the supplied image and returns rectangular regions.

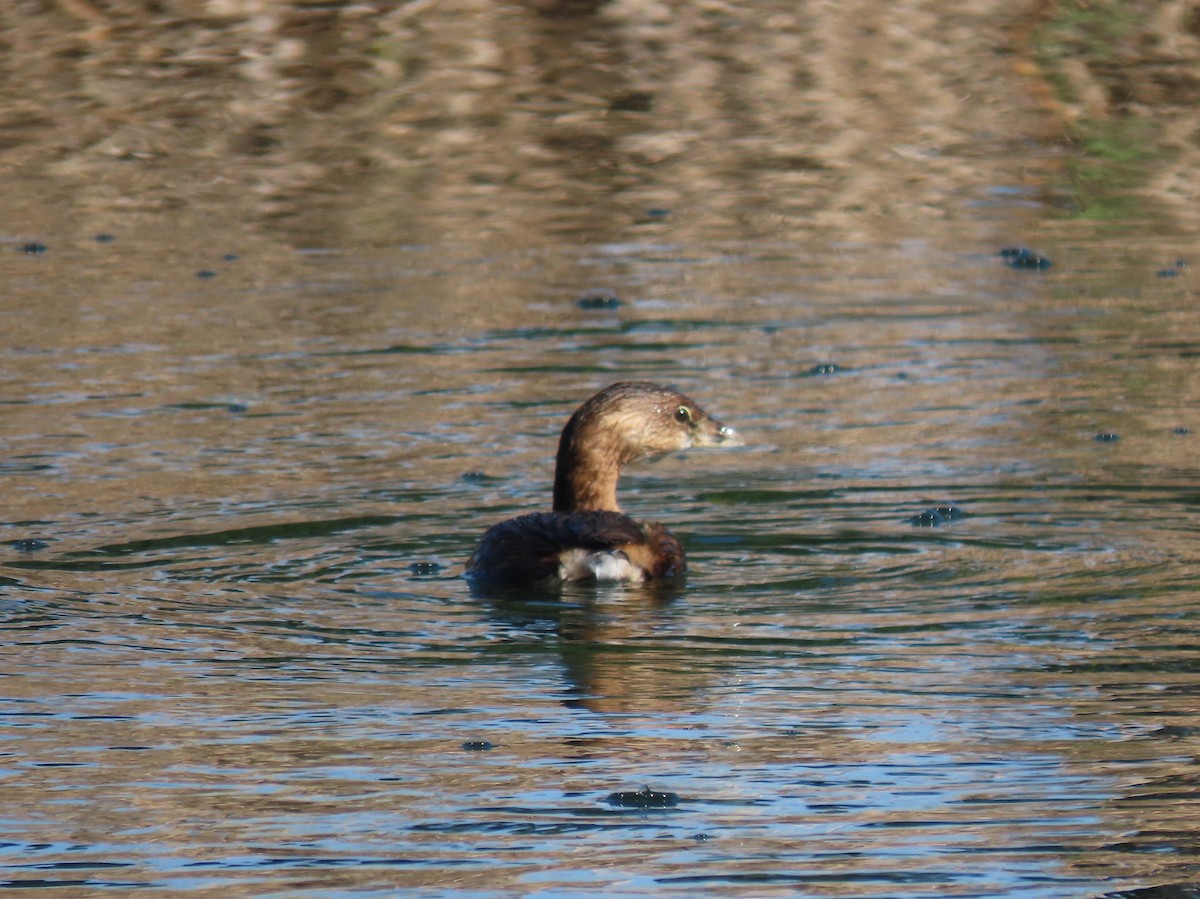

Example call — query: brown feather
[467,381,739,585]
[466,510,657,585]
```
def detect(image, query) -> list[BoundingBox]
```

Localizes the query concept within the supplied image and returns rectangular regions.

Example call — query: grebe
[466,381,742,585]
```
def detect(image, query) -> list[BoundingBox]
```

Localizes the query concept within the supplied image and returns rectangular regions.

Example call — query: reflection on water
[0,0,1078,253]
[3,1,1200,896]
[5,235,1200,896]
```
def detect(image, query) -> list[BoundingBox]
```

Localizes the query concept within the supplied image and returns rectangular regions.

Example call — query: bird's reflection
[471,577,714,714]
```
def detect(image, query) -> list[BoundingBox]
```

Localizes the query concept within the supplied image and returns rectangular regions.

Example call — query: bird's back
[465,510,684,585]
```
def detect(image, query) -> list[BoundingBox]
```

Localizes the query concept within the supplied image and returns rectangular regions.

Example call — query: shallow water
[4,1,1200,897]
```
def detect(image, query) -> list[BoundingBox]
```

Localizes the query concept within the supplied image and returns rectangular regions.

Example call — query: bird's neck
[553,424,624,512]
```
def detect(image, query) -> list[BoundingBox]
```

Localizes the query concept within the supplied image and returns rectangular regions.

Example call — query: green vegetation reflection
[1033,0,1167,221]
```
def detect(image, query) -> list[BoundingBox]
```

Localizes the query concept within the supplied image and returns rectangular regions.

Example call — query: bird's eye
[674,405,693,424]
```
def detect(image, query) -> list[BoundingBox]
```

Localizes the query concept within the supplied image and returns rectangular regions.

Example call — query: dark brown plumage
[466,381,742,585]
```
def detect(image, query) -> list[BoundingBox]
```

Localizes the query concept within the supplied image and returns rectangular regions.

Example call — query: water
[4,2,1200,896]
[3,232,1198,897]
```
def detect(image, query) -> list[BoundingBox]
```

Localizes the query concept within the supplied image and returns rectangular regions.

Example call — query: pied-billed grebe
[466,381,743,585]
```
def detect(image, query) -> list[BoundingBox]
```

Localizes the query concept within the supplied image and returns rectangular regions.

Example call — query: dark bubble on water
[606,786,679,809]
[908,505,967,527]
[577,289,623,310]
[998,245,1052,270]
[461,471,498,484]
[804,362,842,376]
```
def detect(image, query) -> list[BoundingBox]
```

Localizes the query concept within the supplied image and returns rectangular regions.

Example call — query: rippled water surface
[4,1,1200,896]
[5,232,1199,898]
